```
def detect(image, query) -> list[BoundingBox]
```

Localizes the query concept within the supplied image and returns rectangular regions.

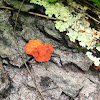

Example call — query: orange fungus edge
[24,39,54,62]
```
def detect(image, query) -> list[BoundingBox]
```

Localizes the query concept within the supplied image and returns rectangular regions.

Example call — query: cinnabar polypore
[24,39,54,62]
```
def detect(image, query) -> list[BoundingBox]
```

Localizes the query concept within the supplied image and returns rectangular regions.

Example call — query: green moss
[0,25,12,31]
[5,0,34,12]
[48,0,58,3]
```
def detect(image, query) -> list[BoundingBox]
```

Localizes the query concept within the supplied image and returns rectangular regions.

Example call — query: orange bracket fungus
[24,39,54,62]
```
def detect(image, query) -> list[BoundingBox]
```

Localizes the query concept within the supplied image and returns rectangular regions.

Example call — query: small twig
[28,11,62,21]
[0,6,62,21]
[74,0,100,17]
[86,7,99,17]
[85,13,100,24]
[75,0,100,11]
[84,0,100,11]
[2,4,99,24]
[69,4,100,24]
[0,6,14,10]
[0,64,7,78]
[12,0,44,100]
[13,0,25,33]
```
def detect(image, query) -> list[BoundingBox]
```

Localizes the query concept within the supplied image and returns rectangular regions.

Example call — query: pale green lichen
[30,0,100,65]
[96,46,100,51]
[30,0,100,49]
[67,29,97,49]
[86,51,100,66]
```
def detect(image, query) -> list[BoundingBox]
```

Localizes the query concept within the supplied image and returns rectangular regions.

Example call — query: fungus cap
[24,39,54,62]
